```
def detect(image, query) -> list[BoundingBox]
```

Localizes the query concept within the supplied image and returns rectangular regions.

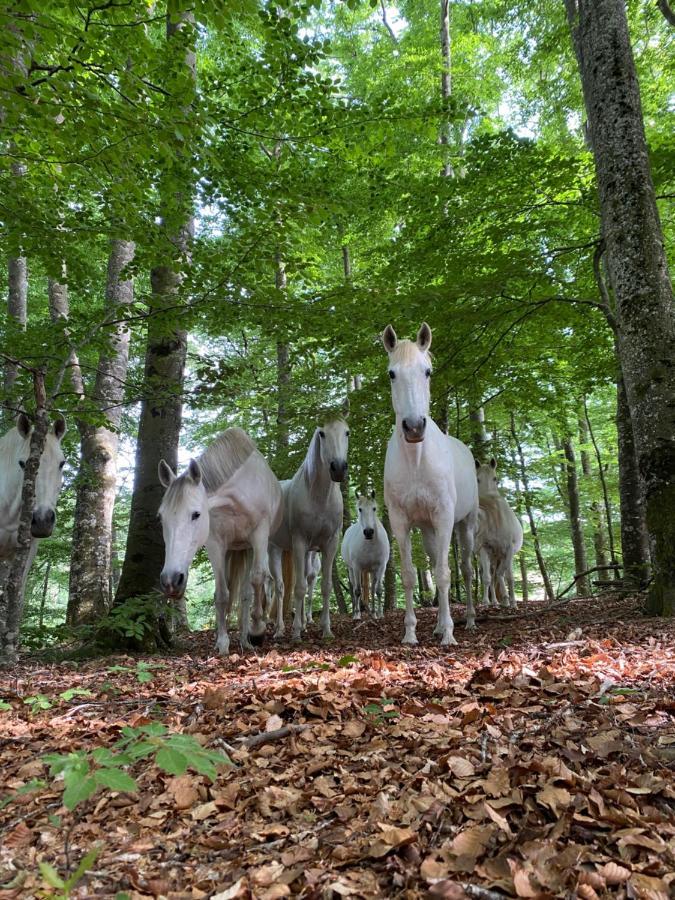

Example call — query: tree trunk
[38,560,50,631]
[439,0,454,178]
[470,406,489,456]
[511,414,554,601]
[3,253,27,422]
[566,0,675,615]
[275,251,291,473]
[578,410,609,572]
[510,446,529,603]
[115,9,195,618]
[561,436,590,597]
[332,559,348,615]
[0,372,48,665]
[381,507,397,612]
[67,240,135,627]
[616,373,651,589]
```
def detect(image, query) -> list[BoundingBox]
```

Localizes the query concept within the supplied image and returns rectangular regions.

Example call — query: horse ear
[475,459,480,470]
[187,458,202,485]
[382,324,397,353]
[341,396,350,419]
[490,457,497,469]
[158,459,176,488]
[53,416,67,441]
[416,322,432,352]
[17,413,31,439]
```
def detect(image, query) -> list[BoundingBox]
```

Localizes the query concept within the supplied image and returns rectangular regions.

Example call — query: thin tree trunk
[67,240,135,627]
[581,398,619,576]
[566,0,675,615]
[578,410,608,572]
[510,445,529,602]
[0,372,48,664]
[616,373,651,589]
[275,251,291,472]
[38,560,50,630]
[382,507,397,612]
[561,436,590,596]
[439,0,454,178]
[4,252,27,422]
[470,406,489,455]
[115,9,195,618]
[332,559,348,615]
[511,414,554,601]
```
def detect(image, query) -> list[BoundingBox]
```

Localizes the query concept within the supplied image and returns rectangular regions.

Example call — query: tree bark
[565,0,675,615]
[439,0,454,178]
[470,406,489,455]
[511,414,554,601]
[510,446,529,603]
[0,372,48,665]
[581,398,619,577]
[4,253,27,422]
[381,506,397,612]
[561,436,590,596]
[67,240,135,626]
[616,373,651,589]
[115,9,195,615]
[275,251,291,473]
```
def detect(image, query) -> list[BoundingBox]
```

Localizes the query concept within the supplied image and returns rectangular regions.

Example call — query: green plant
[0,699,12,711]
[24,694,53,713]
[364,698,400,724]
[59,688,94,702]
[38,846,101,899]
[98,595,162,643]
[106,661,165,684]
[0,779,46,812]
[44,723,231,811]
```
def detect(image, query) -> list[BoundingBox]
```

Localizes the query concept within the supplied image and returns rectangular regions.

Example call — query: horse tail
[361,570,370,615]
[282,549,294,619]
[228,548,251,621]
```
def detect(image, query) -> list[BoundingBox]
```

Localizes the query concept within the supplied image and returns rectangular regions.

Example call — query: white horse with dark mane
[475,458,523,609]
[158,427,282,654]
[342,490,390,620]
[0,413,67,585]
[382,323,478,646]
[269,417,349,641]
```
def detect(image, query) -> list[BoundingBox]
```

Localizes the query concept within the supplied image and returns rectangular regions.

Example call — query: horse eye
[191,511,200,521]
[358,507,362,513]
[425,369,431,378]
[388,370,395,380]
[18,460,25,469]
[346,430,350,437]
[319,430,325,438]
[59,460,65,469]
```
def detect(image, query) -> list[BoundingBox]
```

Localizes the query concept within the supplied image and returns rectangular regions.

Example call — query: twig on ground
[238,724,310,749]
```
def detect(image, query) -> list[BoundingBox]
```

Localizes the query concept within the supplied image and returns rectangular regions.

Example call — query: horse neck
[0,430,24,513]
[303,453,335,501]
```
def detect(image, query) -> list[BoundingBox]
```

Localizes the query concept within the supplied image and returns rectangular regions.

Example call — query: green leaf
[155,746,188,776]
[63,775,97,811]
[337,654,359,667]
[64,846,102,890]
[38,862,65,890]
[93,769,138,793]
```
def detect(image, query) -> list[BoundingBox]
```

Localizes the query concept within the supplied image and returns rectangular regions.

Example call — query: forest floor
[1,593,674,900]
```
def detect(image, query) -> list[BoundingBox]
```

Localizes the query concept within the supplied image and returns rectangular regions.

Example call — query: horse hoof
[353,613,361,621]
[274,629,285,640]
[322,630,334,641]
[402,633,418,646]
[440,633,458,646]
[216,643,230,656]
[465,620,476,631]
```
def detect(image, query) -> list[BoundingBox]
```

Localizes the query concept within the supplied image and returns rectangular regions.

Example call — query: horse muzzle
[160,570,186,598]
[402,416,427,443]
[329,460,348,482]
[31,508,56,538]
[363,528,375,540]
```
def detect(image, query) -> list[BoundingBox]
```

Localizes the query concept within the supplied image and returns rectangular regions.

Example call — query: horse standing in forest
[341,490,390,620]
[475,458,523,609]
[158,428,282,655]
[0,414,67,585]
[382,323,478,646]
[269,418,350,641]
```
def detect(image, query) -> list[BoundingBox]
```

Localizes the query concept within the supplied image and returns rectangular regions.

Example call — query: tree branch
[379,0,398,43]
[657,0,675,26]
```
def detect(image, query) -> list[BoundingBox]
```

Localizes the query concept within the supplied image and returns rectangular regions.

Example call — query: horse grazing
[158,428,282,655]
[269,418,349,641]
[475,458,523,609]
[341,490,390,620]
[0,414,67,585]
[382,323,478,646]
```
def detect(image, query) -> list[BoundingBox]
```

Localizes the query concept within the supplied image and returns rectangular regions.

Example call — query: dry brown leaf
[166,774,200,810]
[190,801,217,821]
[576,883,600,900]
[212,879,247,900]
[483,802,513,836]
[628,874,670,900]
[421,855,451,884]
[342,719,366,738]
[447,756,476,778]
[450,825,493,859]
[598,862,631,885]
[536,782,572,814]
[428,881,469,899]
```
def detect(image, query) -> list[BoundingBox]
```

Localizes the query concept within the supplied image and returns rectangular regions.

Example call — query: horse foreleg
[305,556,317,626]
[432,526,455,646]
[249,530,270,640]
[374,563,386,619]
[209,547,231,656]
[456,516,477,631]
[291,538,308,641]
[478,547,492,608]
[351,565,362,620]
[391,515,417,645]
[268,547,285,639]
[319,533,338,639]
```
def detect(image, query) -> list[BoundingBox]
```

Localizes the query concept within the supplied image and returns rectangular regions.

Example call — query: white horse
[265,550,320,630]
[302,551,321,626]
[475,459,523,609]
[0,414,67,588]
[342,490,390,620]
[382,323,478,646]
[158,428,282,655]
[269,418,349,641]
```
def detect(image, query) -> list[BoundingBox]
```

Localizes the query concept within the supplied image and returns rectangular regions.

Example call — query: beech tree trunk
[439,0,454,178]
[561,436,590,596]
[581,397,620,579]
[616,374,651,589]
[67,240,135,626]
[4,252,27,422]
[115,9,195,616]
[510,448,529,603]
[275,251,291,473]
[566,0,675,615]
[382,507,397,612]
[511,415,554,601]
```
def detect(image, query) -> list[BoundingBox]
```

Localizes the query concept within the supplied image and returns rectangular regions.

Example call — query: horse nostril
[47,510,55,525]
[402,419,411,432]
[175,572,184,588]
[422,417,427,429]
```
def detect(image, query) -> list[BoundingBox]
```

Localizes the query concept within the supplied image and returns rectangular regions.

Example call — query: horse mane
[302,428,322,488]
[477,494,507,541]
[389,339,433,369]
[198,428,257,494]
[162,428,257,511]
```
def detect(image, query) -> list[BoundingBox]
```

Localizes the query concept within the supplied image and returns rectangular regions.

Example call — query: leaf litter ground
[1,593,674,900]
